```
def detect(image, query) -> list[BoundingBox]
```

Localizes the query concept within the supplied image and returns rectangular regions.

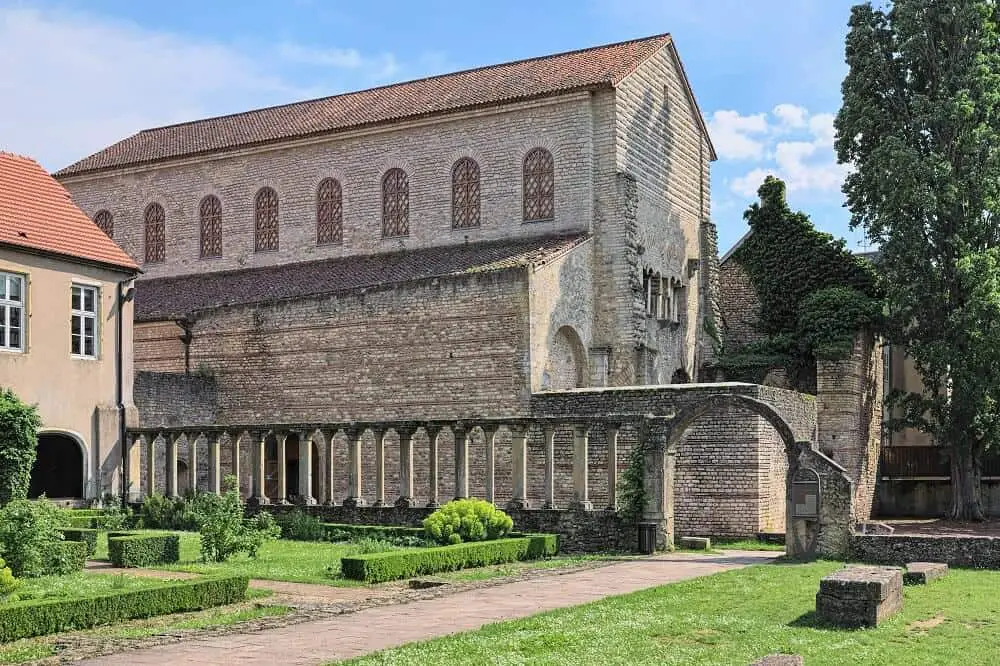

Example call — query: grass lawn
[95,530,400,585]
[16,571,189,601]
[711,538,786,552]
[339,560,1000,666]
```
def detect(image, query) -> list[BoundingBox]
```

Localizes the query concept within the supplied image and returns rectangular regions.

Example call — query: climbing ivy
[0,389,41,506]
[717,177,882,392]
[617,436,648,524]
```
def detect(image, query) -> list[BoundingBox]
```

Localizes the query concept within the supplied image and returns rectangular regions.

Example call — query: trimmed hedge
[108,533,180,567]
[0,576,248,642]
[341,534,558,583]
[42,541,88,576]
[321,523,426,542]
[60,528,98,556]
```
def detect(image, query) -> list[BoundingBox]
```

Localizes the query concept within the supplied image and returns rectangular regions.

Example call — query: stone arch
[29,430,86,499]
[666,395,797,454]
[549,325,586,390]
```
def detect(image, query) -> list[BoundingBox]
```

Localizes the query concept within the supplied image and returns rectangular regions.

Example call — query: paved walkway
[79,550,776,666]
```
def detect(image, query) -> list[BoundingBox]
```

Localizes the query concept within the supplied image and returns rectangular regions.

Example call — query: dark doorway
[29,433,84,499]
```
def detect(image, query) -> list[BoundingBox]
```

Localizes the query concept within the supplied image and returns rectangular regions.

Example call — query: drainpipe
[117,279,136,507]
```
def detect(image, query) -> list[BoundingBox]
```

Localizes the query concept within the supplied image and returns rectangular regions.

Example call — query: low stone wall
[852,534,1000,568]
[256,504,634,554]
[876,479,1000,518]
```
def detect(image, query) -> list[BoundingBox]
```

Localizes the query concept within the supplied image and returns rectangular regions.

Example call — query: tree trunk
[949,446,985,521]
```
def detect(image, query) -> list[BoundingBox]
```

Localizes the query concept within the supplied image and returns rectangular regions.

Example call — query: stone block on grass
[680,536,711,550]
[904,562,948,585]
[816,566,902,628]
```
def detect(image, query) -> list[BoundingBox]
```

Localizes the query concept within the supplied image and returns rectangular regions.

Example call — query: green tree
[835,0,1000,519]
[0,389,41,505]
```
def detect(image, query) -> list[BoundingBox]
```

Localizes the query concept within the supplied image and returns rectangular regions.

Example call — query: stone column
[187,434,200,495]
[572,425,592,510]
[663,447,676,551]
[483,426,497,504]
[427,427,440,508]
[276,432,288,504]
[606,425,619,511]
[125,434,141,501]
[208,434,222,495]
[323,431,337,506]
[232,433,242,498]
[298,431,316,505]
[397,428,415,508]
[453,425,469,500]
[146,435,157,497]
[374,429,386,507]
[507,426,529,509]
[250,432,270,505]
[166,434,180,499]
[344,429,366,507]
[543,426,556,509]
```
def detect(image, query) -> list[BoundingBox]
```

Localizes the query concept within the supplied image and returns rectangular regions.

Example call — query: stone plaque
[792,467,820,518]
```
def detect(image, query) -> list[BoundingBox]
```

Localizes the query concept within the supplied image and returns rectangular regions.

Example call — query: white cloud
[0,7,404,172]
[725,105,847,199]
[707,110,769,160]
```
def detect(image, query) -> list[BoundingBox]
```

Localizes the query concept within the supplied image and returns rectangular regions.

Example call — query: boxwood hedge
[60,528,98,556]
[341,534,558,583]
[0,576,248,642]
[108,533,180,567]
[321,523,426,542]
[42,541,88,576]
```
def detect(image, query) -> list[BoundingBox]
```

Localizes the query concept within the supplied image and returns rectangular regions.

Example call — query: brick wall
[135,321,186,373]
[134,371,218,428]
[718,256,763,349]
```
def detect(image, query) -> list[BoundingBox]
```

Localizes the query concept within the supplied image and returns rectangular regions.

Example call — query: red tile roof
[0,152,139,272]
[56,34,710,177]
[135,234,588,321]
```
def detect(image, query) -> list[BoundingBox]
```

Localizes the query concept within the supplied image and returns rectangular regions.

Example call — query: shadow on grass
[788,610,862,632]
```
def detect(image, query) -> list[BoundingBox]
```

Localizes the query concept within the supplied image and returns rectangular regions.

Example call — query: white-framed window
[0,272,25,352]
[71,284,98,358]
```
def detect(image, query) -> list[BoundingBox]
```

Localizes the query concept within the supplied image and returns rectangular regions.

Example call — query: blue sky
[0,0,868,252]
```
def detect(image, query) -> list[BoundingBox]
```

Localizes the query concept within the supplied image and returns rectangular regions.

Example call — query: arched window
[199,195,222,258]
[254,187,279,252]
[451,158,480,229]
[93,210,113,238]
[144,203,166,264]
[316,178,343,245]
[523,148,555,221]
[382,168,409,238]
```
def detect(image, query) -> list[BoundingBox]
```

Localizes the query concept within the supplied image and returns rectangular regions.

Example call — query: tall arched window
[316,178,343,245]
[382,168,409,238]
[199,195,222,258]
[144,203,166,264]
[523,147,555,221]
[93,210,113,238]
[254,187,279,252]
[451,158,480,229]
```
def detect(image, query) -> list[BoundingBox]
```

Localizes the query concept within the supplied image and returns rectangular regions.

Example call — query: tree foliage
[197,476,279,562]
[0,389,41,506]
[718,177,881,392]
[835,0,1000,519]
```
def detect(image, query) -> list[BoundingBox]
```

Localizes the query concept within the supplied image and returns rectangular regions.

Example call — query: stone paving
[78,550,777,666]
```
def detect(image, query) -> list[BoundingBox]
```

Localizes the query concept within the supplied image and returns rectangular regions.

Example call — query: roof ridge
[135,33,671,135]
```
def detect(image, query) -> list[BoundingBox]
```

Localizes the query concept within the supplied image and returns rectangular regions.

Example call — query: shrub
[41,541,87,575]
[322,523,427,545]
[276,510,325,541]
[139,493,203,531]
[0,575,248,642]
[198,476,279,562]
[422,499,513,545]
[0,499,68,578]
[341,534,558,583]
[108,533,180,567]
[60,528,98,556]
[351,537,398,555]
[0,390,41,506]
[0,557,20,603]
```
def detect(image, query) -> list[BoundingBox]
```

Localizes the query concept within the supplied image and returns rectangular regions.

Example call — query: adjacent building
[0,152,139,501]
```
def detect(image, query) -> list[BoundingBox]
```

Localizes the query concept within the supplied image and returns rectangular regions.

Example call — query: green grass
[0,644,55,664]
[711,538,786,552]
[15,571,188,601]
[339,561,1000,666]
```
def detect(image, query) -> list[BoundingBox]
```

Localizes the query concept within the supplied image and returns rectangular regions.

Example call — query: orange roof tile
[0,152,139,272]
[56,34,711,177]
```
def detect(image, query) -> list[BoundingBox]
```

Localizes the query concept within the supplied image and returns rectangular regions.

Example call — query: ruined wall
[718,255,763,350]
[134,321,186,373]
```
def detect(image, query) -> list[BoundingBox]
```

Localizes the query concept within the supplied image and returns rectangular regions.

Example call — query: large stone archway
[549,326,586,390]
[29,432,86,499]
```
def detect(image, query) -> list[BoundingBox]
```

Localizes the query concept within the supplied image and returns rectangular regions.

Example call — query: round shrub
[0,498,67,578]
[422,499,513,546]
[0,556,20,602]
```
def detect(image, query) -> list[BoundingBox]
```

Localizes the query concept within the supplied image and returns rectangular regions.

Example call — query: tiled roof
[57,34,687,177]
[135,234,589,321]
[0,152,139,272]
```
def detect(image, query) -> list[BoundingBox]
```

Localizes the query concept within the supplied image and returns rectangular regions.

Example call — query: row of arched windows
[93,149,556,265]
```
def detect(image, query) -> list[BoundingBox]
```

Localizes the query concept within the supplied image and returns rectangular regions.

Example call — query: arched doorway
[29,433,85,499]
[549,326,587,389]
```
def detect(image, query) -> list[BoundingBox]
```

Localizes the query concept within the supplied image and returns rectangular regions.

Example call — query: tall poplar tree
[836,0,1000,519]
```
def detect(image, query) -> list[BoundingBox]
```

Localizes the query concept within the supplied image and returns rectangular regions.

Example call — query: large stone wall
[134,371,218,428]
[853,534,1000,568]
[60,94,596,280]
[718,255,763,350]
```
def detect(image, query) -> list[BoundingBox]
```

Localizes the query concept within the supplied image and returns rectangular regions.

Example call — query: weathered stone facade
[852,533,1000,569]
